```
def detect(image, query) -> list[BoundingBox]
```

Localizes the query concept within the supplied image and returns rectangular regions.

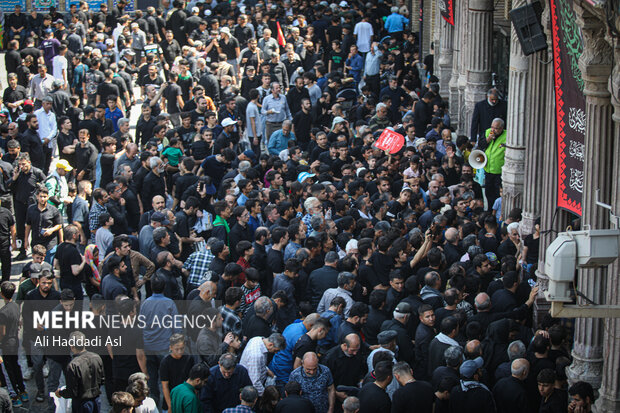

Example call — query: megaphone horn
[470,149,487,169]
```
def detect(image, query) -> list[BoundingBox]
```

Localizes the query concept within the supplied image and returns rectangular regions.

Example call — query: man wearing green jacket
[170,363,210,413]
[483,118,507,210]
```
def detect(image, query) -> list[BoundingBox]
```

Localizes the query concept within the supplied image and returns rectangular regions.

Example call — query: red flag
[276,22,286,47]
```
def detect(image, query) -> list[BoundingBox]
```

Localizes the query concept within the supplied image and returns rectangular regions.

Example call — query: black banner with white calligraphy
[550,0,585,216]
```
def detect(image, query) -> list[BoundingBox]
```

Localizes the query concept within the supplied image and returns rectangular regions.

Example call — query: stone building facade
[432,0,620,411]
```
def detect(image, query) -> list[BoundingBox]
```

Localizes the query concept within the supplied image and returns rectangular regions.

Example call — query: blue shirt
[346,54,364,82]
[385,13,409,33]
[140,293,182,351]
[261,93,292,123]
[101,274,127,302]
[318,310,343,351]
[268,320,307,382]
[288,364,334,413]
[267,129,296,155]
[364,49,383,76]
[105,107,123,133]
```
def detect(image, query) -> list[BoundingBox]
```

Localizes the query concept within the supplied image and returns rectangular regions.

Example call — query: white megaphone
[470,149,488,169]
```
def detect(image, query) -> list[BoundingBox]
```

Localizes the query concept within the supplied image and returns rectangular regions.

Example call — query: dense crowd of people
[0,1,594,412]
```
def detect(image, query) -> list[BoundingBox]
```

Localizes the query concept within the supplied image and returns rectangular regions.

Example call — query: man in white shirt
[34,96,58,168]
[29,65,56,106]
[354,15,373,54]
[52,44,69,89]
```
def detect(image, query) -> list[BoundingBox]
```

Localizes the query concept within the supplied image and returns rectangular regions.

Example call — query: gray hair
[475,293,491,311]
[337,272,356,288]
[149,156,162,169]
[117,118,130,127]
[282,119,292,128]
[266,332,285,349]
[254,296,273,317]
[431,173,444,181]
[487,88,499,98]
[507,340,526,361]
[153,227,168,244]
[295,248,310,262]
[511,358,529,377]
[304,196,320,212]
[376,102,387,112]
[444,345,463,367]
[392,360,412,377]
[507,222,520,234]
[219,353,237,369]
[310,215,324,231]
[240,386,259,403]
[492,118,505,128]
[343,396,360,413]
[69,331,87,350]
[325,251,339,264]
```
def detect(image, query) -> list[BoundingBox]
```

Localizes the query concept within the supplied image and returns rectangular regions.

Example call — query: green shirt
[162,146,184,166]
[170,382,201,413]
[484,128,507,175]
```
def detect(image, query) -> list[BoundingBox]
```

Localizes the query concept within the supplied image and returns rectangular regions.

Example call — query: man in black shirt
[357,360,392,413]
[94,105,114,142]
[292,98,313,151]
[0,281,26,402]
[25,187,63,259]
[105,182,128,236]
[0,200,15,282]
[162,74,184,126]
[392,361,434,413]
[54,225,86,299]
[55,330,104,412]
[23,272,60,403]
[287,77,310,116]
[10,153,45,259]
[141,156,167,208]
[19,114,45,170]
[323,333,367,392]
[74,129,99,182]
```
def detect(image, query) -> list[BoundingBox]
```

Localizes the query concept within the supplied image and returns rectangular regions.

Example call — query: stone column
[566,4,614,391]
[457,0,470,135]
[448,0,462,126]
[501,0,529,218]
[520,47,548,236]
[596,39,620,413]
[463,0,493,138]
[437,17,454,97]
[533,57,573,324]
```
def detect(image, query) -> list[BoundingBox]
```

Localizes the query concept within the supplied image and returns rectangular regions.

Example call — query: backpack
[85,71,99,95]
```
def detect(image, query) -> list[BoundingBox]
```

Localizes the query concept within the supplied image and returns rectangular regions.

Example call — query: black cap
[394,302,412,314]
[377,330,398,344]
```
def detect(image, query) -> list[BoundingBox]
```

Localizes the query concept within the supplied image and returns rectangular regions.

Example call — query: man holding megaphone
[480,118,507,210]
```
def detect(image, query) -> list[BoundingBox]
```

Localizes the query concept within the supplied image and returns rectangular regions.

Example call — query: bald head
[199,281,217,299]
[445,227,458,243]
[303,352,318,365]
[475,293,491,312]
[302,352,319,376]
[303,313,320,329]
[465,340,481,359]
[511,358,530,379]
[342,334,361,356]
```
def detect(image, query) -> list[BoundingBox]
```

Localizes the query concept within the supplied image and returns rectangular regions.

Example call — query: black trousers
[485,172,502,211]
[0,247,11,282]
[14,200,27,252]
[365,74,380,98]
[3,354,25,394]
